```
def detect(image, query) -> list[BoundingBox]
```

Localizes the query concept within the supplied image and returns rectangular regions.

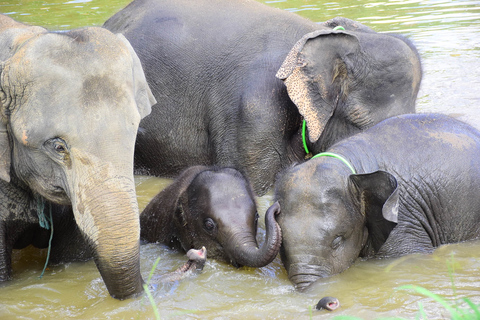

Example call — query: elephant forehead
[7,29,134,93]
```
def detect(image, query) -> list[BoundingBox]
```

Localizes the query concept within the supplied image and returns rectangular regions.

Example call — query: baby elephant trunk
[229,202,282,268]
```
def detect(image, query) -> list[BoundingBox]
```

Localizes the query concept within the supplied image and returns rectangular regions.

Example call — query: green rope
[333,26,345,31]
[311,152,356,174]
[39,204,53,279]
[35,195,54,279]
[302,119,310,155]
[36,195,50,230]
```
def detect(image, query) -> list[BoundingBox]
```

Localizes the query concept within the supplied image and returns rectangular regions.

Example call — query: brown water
[0,0,479,319]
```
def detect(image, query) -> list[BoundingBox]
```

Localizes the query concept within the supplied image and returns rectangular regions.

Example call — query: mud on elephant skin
[275,113,480,290]
[140,166,282,268]
[0,14,156,299]
[104,0,422,196]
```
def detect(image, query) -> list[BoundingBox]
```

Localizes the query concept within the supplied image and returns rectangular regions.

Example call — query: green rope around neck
[35,194,54,279]
[302,119,310,155]
[312,152,356,174]
[333,26,346,31]
[301,120,356,174]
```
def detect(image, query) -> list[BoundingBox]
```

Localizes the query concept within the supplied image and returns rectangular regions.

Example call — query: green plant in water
[142,257,162,320]
[139,256,199,320]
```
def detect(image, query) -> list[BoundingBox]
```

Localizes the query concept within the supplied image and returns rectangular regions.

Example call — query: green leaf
[143,283,161,320]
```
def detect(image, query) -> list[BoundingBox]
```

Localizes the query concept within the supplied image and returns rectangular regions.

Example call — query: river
[0,0,479,318]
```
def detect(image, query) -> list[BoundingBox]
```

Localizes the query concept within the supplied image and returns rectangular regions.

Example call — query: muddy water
[0,0,479,319]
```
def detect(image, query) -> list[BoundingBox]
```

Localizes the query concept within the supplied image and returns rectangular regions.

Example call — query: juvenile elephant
[103,0,422,195]
[275,113,480,290]
[140,166,282,268]
[0,15,156,299]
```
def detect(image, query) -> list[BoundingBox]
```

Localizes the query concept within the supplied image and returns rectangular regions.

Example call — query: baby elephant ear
[349,170,399,252]
[115,33,157,119]
[349,170,399,223]
[276,29,359,143]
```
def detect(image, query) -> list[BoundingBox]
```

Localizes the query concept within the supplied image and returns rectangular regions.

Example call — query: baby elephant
[275,113,480,289]
[141,166,281,268]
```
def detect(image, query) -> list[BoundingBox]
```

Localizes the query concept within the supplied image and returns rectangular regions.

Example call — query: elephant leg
[0,223,17,281]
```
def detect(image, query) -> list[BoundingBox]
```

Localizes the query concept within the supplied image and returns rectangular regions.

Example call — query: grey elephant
[0,15,156,299]
[275,113,480,290]
[103,0,422,196]
[140,166,282,268]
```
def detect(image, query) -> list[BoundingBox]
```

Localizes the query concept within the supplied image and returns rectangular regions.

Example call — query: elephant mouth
[290,273,322,291]
[288,263,332,291]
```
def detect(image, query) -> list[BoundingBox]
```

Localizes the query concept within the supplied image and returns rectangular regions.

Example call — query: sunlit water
[0,0,479,319]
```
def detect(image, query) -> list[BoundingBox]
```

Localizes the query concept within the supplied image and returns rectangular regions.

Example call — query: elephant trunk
[78,179,143,299]
[229,202,282,268]
[69,152,143,300]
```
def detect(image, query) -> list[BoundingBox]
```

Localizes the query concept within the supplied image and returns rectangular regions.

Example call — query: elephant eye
[331,235,344,249]
[203,218,216,232]
[45,138,69,159]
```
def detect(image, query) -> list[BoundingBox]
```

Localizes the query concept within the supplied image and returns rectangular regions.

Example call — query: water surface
[0,0,479,319]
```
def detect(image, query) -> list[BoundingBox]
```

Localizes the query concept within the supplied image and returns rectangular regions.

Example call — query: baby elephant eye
[203,218,216,232]
[331,235,344,249]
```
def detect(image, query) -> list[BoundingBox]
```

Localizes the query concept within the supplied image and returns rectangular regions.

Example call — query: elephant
[274,113,480,290]
[103,0,422,196]
[140,166,282,268]
[0,15,156,299]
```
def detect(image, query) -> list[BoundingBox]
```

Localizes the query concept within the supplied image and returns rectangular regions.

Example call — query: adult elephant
[0,15,156,299]
[104,0,422,195]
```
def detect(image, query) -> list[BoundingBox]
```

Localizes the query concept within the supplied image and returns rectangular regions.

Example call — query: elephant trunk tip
[230,201,282,268]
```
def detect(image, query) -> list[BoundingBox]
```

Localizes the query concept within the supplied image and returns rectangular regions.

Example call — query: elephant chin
[228,201,282,268]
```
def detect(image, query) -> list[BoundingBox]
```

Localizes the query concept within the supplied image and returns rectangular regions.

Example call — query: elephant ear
[276,29,360,143]
[349,170,399,253]
[115,33,157,119]
[0,106,10,182]
[0,16,47,182]
[0,64,9,181]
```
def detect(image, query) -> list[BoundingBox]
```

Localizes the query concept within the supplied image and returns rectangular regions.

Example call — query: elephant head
[276,17,422,154]
[150,166,282,268]
[275,158,398,290]
[0,15,156,299]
